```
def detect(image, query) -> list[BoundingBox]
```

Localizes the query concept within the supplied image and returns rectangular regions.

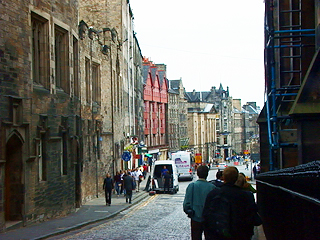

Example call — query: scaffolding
[264,0,315,170]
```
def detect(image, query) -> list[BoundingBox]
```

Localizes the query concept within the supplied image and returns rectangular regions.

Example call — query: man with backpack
[183,165,216,240]
[203,166,258,240]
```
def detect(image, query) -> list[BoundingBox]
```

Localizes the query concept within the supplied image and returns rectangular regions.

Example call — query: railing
[256,161,320,239]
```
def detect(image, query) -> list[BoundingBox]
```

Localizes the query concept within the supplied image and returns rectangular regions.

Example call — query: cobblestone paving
[57,167,261,240]
[63,182,191,240]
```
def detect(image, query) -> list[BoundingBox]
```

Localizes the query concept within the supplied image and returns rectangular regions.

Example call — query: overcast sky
[130,1,265,108]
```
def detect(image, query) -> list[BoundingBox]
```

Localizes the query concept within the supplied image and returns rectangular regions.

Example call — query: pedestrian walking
[203,166,258,240]
[253,165,257,179]
[114,171,122,197]
[257,164,261,174]
[123,171,134,204]
[183,165,216,240]
[212,170,224,188]
[143,164,148,178]
[163,170,171,193]
[236,172,257,193]
[103,173,114,206]
[133,168,143,192]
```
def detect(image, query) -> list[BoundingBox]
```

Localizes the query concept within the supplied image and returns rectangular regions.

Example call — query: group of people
[103,165,148,206]
[183,166,261,240]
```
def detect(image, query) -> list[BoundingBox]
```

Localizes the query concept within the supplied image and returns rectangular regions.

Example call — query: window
[85,58,91,103]
[216,122,220,131]
[38,133,47,181]
[73,37,79,97]
[55,25,69,93]
[224,122,228,131]
[92,63,101,104]
[31,13,49,88]
[38,115,48,181]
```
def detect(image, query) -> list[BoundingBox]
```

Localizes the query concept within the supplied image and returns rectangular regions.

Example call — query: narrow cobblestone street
[47,166,264,240]
[56,181,191,240]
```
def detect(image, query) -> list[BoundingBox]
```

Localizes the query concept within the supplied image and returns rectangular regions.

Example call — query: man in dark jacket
[203,166,258,240]
[123,171,134,204]
[103,173,114,206]
[212,170,224,188]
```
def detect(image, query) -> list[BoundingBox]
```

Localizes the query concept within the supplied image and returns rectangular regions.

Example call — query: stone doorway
[5,133,24,221]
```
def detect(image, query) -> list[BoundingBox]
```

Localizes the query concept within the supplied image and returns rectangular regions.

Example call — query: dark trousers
[105,190,112,204]
[191,219,208,240]
[164,179,170,193]
[126,190,132,203]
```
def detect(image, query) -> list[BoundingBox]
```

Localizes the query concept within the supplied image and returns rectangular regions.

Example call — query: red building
[142,58,168,160]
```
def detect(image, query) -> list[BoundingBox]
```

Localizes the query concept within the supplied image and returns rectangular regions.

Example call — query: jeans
[115,182,121,195]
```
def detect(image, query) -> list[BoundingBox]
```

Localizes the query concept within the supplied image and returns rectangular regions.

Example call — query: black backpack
[203,192,233,239]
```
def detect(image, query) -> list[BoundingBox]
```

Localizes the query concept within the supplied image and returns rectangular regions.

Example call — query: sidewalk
[0,179,149,240]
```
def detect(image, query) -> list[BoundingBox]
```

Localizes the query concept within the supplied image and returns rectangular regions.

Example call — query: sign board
[121,151,131,162]
[195,154,202,164]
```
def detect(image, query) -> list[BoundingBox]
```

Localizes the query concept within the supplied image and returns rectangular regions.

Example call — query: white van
[150,160,179,194]
[172,151,194,181]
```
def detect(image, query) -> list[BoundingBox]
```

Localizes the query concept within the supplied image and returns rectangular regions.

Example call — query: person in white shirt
[133,168,143,192]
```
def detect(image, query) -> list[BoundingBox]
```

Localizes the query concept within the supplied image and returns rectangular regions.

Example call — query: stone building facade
[242,102,260,158]
[0,0,80,230]
[232,99,243,155]
[168,88,180,152]
[168,79,188,153]
[186,85,233,161]
[231,100,260,157]
[186,87,260,162]
[0,0,144,230]
[77,0,146,199]
[187,103,218,163]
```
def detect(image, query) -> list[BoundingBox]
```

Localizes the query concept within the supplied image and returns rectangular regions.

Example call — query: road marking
[94,211,109,213]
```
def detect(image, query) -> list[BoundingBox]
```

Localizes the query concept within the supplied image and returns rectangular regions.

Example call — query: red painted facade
[143,58,168,152]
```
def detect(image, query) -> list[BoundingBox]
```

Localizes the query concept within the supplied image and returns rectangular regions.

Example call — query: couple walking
[183,166,261,240]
